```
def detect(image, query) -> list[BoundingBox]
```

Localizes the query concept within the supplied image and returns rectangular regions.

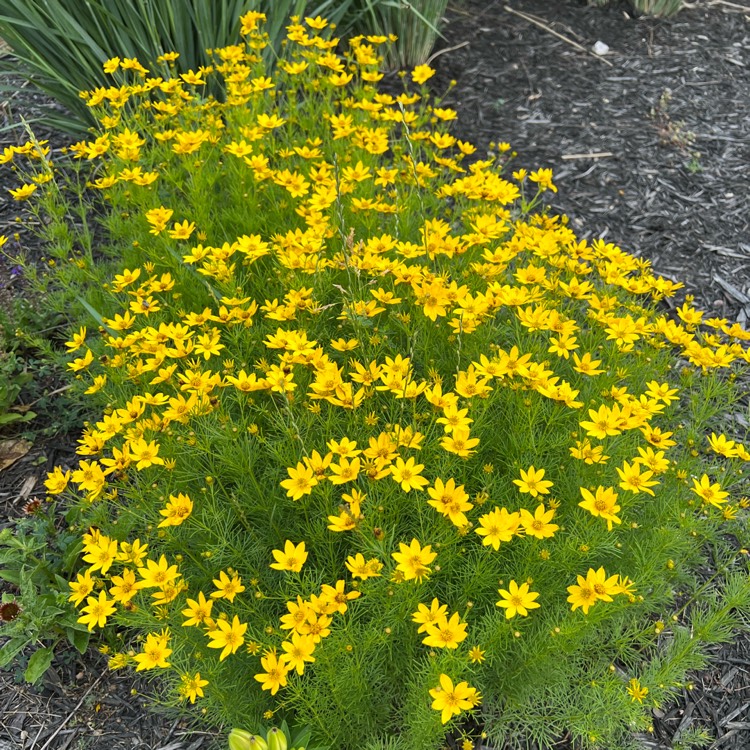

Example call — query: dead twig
[37,673,106,750]
[561,152,614,160]
[425,40,470,66]
[503,5,614,66]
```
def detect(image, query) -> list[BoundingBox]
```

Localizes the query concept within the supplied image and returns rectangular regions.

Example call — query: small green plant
[0,503,90,683]
[0,349,36,428]
[589,0,683,17]
[651,89,701,172]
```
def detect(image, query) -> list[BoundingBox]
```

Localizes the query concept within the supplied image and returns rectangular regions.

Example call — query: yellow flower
[134,631,172,671]
[206,615,247,661]
[626,677,649,704]
[181,591,213,627]
[690,474,729,508]
[157,492,193,527]
[422,612,468,649]
[468,646,486,664]
[519,504,559,540]
[392,538,437,582]
[567,574,597,614]
[411,64,436,85]
[179,672,209,704]
[9,183,38,201]
[578,486,622,531]
[389,456,429,493]
[429,673,481,725]
[475,507,521,550]
[280,633,316,675]
[496,580,540,619]
[270,540,308,572]
[77,591,116,631]
[211,570,245,602]
[616,460,659,496]
[513,465,553,497]
[281,462,318,500]
[254,650,290,695]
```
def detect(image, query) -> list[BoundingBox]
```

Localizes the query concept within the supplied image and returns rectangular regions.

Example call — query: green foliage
[0,504,90,684]
[352,0,450,68]
[4,14,750,750]
[0,0,359,132]
[0,349,36,428]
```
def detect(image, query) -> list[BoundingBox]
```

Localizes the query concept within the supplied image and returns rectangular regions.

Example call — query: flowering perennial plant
[7,11,750,750]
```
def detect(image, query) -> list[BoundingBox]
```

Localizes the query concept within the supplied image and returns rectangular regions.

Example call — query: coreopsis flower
[468,646,486,664]
[280,633,316,675]
[392,538,437,582]
[158,492,193,527]
[519,504,559,539]
[44,467,71,495]
[345,553,383,580]
[77,591,117,631]
[254,650,289,694]
[207,616,247,661]
[137,555,180,589]
[617,460,659,496]
[427,478,473,527]
[129,439,165,470]
[422,612,469,649]
[707,432,739,458]
[320,580,360,614]
[440,428,479,457]
[68,569,96,606]
[270,540,308,573]
[578,486,622,531]
[690,474,729,508]
[134,631,172,670]
[567,574,597,614]
[180,673,209,704]
[281,462,318,500]
[328,456,361,485]
[390,457,429,492]
[412,598,448,634]
[211,570,245,602]
[626,677,649,704]
[513,465,553,497]
[580,404,622,439]
[529,168,557,193]
[109,569,138,604]
[572,352,604,376]
[429,674,480,725]
[181,592,213,627]
[411,64,436,85]
[496,580,540,619]
[475,507,521,550]
[82,536,118,575]
[9,183,37,200]
[587,567,620,602]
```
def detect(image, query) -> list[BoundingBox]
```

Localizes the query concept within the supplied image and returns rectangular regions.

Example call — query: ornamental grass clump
[6,11,750,750]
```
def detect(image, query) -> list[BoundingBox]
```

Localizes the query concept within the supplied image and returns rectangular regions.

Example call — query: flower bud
[266,727,287,750]
[229,729,268,750]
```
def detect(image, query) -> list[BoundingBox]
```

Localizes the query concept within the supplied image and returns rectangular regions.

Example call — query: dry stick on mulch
[503,5,614,66]
[37,672,107,750]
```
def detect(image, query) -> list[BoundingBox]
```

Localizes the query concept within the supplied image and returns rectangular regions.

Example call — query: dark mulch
[1,1,750,748]
[431,0,750,323]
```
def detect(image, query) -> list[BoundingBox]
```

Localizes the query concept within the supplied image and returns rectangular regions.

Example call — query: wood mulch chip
[2,0,750,747]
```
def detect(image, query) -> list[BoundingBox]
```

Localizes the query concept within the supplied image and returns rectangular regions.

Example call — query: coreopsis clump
[11,11,750,750]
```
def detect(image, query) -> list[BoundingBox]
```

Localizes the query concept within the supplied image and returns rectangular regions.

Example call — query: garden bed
[1,1,749,749]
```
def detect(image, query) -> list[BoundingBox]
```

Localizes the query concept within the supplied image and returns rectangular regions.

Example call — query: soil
[1,1,750,748]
